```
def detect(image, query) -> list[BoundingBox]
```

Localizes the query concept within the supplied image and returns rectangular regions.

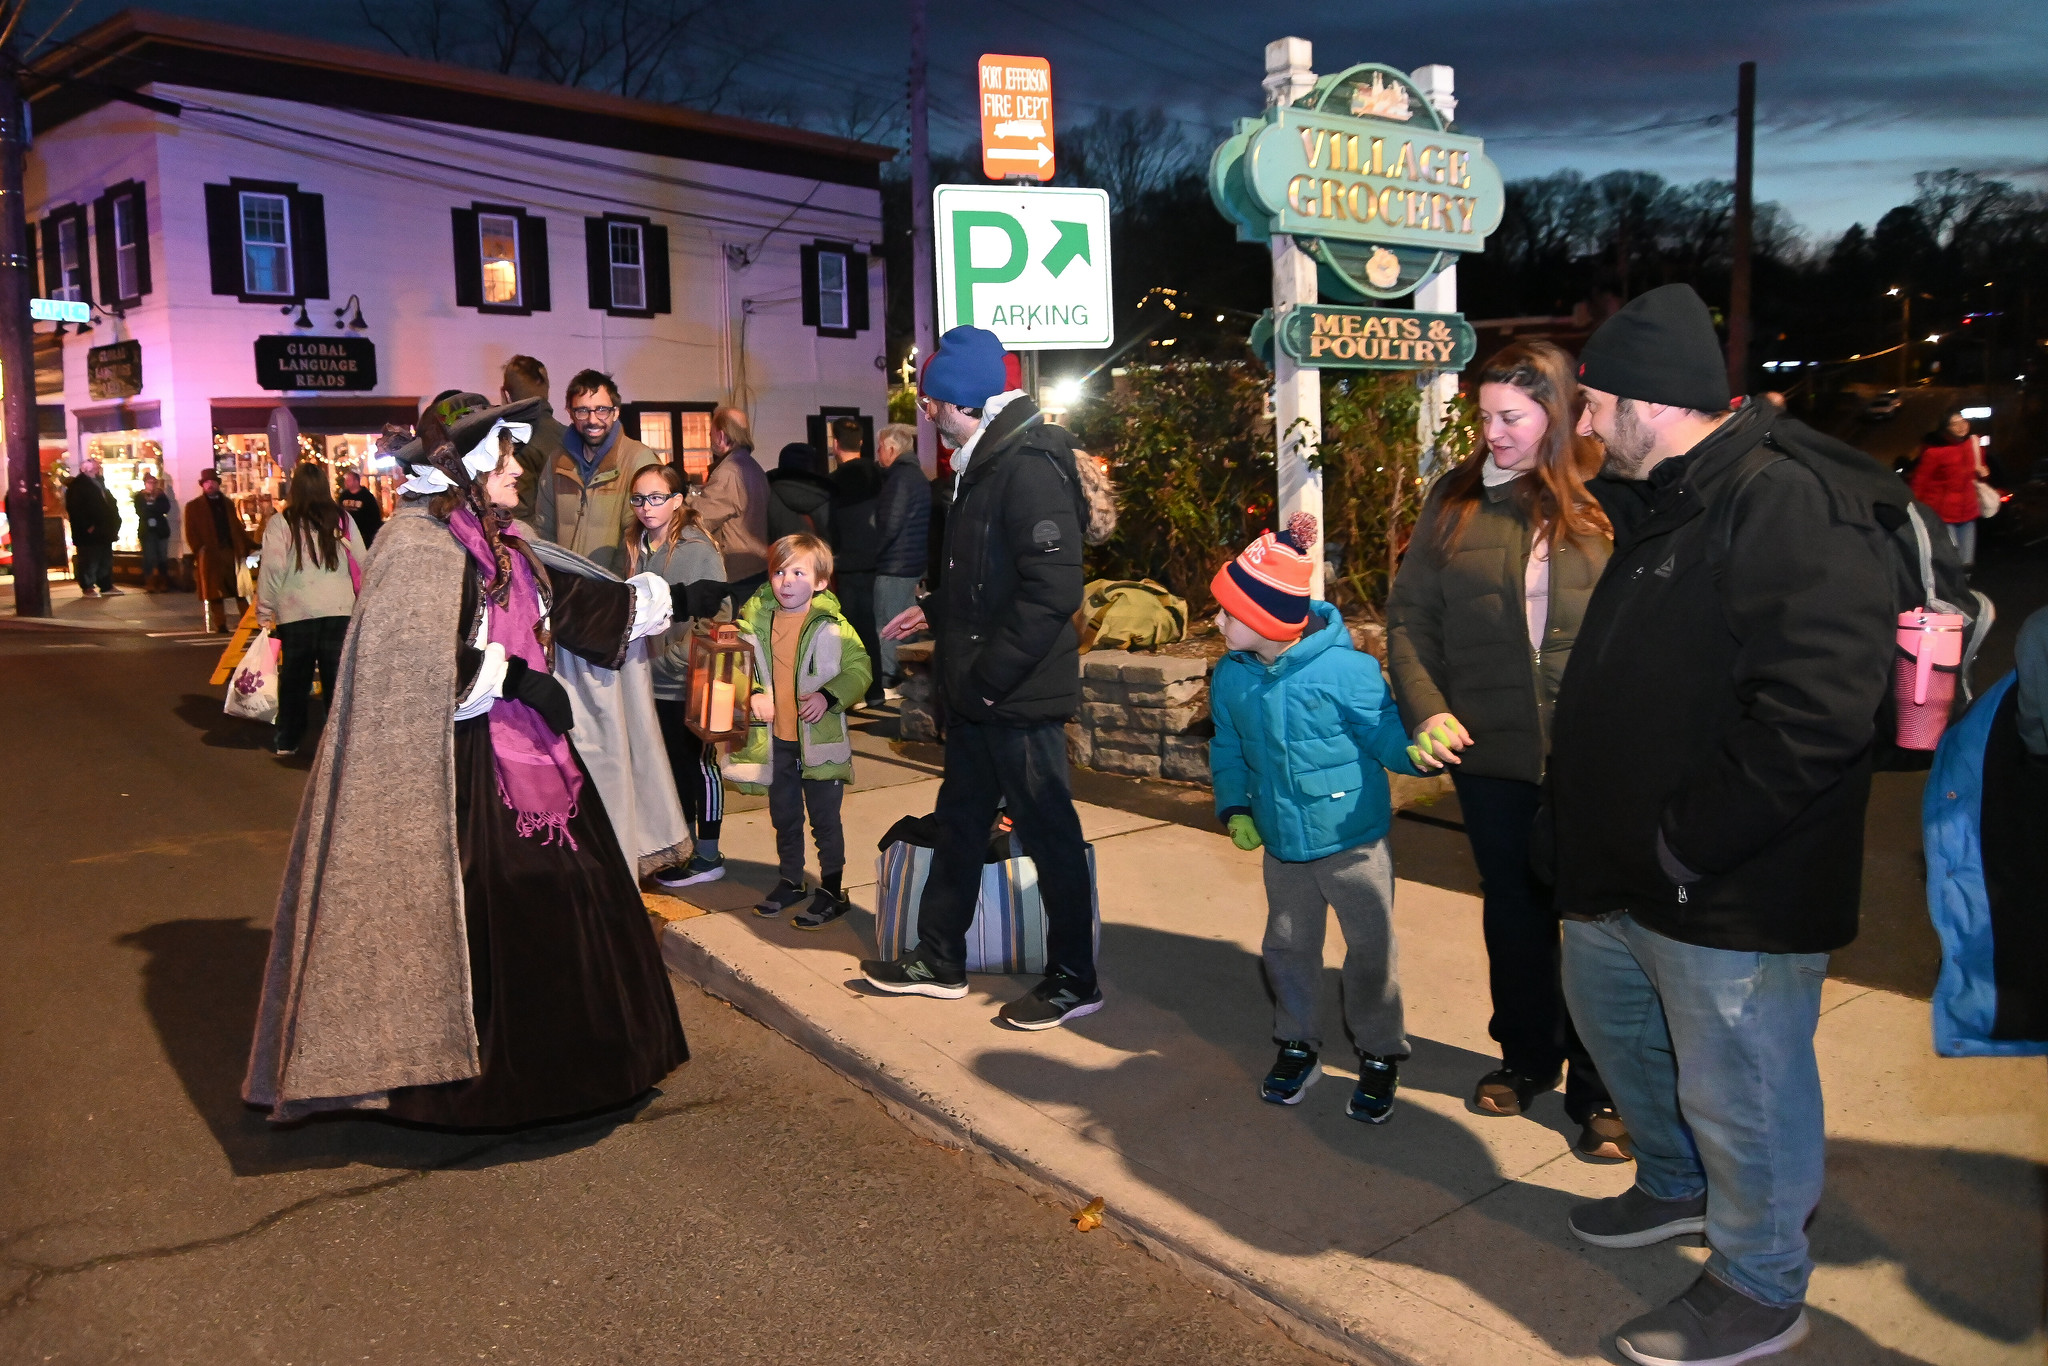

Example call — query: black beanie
[1576,284,1731,413]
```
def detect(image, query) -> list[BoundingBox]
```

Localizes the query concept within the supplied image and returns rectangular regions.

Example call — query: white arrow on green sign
[934,184,1114,351]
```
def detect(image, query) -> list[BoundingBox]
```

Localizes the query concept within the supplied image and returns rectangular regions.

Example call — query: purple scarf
[449,509,582,847]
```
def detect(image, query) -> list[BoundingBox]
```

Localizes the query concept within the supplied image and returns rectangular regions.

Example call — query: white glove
[455,641,507,720]
[625,573,674,641]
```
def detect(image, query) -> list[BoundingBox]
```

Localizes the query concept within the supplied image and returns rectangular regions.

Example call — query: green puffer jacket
[1385,477,1610,783]
[724,585,873,788]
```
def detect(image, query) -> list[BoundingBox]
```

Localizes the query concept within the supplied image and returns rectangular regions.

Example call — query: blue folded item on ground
[872,814,1100,975]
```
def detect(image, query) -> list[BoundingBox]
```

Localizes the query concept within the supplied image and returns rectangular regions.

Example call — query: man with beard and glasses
[1542,284,1895,1366]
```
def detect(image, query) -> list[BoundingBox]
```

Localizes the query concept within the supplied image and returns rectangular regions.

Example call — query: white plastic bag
[224,627,281,724]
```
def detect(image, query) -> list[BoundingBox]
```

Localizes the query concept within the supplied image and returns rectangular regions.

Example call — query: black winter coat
[873,457,931,579]
[66,475,120,547]
[1547,401,1895,954]
[133,490,172,541]
[828,457,885,573]
[765,468,834,544]
[929,398,1086,726]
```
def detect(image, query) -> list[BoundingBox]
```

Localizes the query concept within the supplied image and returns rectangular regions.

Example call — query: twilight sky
[36,0,2048,240]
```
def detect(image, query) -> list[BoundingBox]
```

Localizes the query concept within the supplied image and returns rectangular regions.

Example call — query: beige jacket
[532,430,661,575]
[693,445,770,581]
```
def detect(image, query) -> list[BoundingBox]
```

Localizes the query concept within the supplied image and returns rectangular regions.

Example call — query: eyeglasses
[569,405,618,420]
[629,491,679,507]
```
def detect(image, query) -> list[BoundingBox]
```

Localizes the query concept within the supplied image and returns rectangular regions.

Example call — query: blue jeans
[140,534,171,579]
[874,573,921,681]
[1562,914,1828,1307]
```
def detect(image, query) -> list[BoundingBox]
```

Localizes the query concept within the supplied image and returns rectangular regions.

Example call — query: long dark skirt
[385,717,689,1128]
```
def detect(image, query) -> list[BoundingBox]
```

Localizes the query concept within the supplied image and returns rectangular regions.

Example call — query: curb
[662,916,1516,1366]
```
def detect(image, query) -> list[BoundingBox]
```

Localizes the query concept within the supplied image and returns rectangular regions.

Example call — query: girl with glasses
[628,464,734,888]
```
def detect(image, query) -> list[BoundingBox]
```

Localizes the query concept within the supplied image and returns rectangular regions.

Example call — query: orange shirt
[771,608,804,741]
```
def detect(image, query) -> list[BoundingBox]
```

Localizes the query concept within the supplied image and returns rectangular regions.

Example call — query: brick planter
[1071,650,1214,781]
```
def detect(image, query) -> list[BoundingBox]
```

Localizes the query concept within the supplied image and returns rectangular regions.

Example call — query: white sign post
[1264,38,1323,598]
[933,184,1113,351]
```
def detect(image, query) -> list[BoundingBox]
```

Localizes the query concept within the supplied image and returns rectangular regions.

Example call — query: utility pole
[1263,37,1321,597]
[0,48,46,616]
[1726,60,1755,398]
[907,0,936,477]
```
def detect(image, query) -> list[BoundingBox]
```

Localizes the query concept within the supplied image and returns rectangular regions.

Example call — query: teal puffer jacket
[1210,601,1423,863]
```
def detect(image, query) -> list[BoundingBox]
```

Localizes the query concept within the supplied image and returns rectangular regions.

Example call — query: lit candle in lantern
[709,678,735,734]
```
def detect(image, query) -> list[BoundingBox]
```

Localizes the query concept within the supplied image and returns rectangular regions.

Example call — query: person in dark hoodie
[860,326,1096,1031]
[765,442,835,543]
[1544,285,1894,1366]
[826,416,888,708]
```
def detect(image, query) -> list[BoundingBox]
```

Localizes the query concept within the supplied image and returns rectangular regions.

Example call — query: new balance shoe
[860,950,968,998]
[792,888,850,930]
[1569,1184,1708,1249]
[1347,1053,1399,1124]
[1260,1041,1321,1105]
[1613,1271,1808,1366]
[998,971,1103,1030]
[753,878,810,917]
[653,853,725,888]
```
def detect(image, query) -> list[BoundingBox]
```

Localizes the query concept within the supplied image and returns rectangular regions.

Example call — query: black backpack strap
[1708,445,1788,566]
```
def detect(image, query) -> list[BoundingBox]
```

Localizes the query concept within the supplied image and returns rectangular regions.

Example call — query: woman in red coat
[1910,411,1989,567]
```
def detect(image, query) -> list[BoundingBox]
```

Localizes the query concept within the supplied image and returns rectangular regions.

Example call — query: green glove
[1227,814,1263,851]
[1408,718,1464,771]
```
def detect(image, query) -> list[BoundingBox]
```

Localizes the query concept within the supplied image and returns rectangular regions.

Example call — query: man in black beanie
[1545,284,1895,1364]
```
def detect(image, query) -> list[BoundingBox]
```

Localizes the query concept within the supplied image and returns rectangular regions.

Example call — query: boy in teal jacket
[1208,515,1423,1122]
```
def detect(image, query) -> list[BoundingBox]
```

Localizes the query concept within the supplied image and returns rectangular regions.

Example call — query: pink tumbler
[1893,609,1967,750]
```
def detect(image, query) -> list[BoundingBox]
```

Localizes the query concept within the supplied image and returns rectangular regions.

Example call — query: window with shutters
[240,191,293,297]
[453,204,548,315]
[799,239,867,338]
[112,194,141,300]
[622,402,715,483]
[608,221,645,310]
[55,215,86,301]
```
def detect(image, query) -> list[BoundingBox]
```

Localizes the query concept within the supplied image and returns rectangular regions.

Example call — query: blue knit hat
[921,326,1009,409]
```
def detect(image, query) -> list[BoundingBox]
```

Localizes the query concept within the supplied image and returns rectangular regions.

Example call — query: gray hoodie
[633,522,727,701]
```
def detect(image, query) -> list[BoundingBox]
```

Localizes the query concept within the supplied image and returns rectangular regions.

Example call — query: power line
[1489,112,1734,142]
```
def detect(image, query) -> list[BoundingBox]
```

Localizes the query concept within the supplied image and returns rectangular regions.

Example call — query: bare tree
[1059,109,1199,216]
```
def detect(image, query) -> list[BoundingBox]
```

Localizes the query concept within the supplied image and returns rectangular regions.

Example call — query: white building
[26,9,892,557]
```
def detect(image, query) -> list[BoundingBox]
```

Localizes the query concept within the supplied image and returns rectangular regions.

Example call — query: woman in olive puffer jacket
[1386,340,1626,1161]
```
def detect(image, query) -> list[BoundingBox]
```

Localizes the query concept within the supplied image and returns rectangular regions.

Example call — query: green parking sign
[934,184,1113,350]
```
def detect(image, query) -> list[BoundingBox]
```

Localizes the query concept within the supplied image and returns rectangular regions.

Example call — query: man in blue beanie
[862,326,1101,1030]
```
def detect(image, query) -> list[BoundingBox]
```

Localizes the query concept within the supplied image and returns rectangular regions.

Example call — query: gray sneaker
[1615,1272,1808,1365]
[1569,1184,1708,1249]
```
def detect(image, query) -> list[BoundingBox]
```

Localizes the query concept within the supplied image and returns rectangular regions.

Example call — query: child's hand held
[750,693,775,723]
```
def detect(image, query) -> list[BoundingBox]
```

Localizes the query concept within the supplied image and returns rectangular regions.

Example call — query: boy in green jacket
[727,534,872,927]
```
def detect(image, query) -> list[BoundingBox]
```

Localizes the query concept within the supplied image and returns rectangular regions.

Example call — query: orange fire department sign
[979,54,1055,181]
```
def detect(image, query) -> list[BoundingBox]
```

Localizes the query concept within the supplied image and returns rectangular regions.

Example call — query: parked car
[1865,389,1904,419]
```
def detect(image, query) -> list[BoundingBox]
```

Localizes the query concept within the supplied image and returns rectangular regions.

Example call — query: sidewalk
[662,736,2043,1365]
[0,579,212,634]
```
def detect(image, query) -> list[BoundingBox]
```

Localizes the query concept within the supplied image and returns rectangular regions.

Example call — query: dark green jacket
[1386,477,1610,783]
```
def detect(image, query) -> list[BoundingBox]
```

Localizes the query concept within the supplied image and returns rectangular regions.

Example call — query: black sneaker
[1614,1271,1808,1365]
[653,853,725,888]
[1472,1065,1560,1117]
[754,878,809,917]
[998,971,1103,1031]
[1347,1054,1399,1124]
[792,888,850,930]
[860,950,968,998]
[1260,1041,1321,1105]
[1569,1184,1707,1249]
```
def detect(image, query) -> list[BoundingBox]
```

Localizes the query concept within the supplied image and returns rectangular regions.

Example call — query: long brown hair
[1430,340,1610,560]
[625,463,702,574]
[283,460,343,572]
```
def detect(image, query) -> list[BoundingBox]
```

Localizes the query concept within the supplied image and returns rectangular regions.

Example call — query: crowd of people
[224,294,2020,1366]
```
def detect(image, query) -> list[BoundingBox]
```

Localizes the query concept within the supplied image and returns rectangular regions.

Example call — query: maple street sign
[1278,304,1475,370]
[979,54,1055,181]
[934,184,1112,350]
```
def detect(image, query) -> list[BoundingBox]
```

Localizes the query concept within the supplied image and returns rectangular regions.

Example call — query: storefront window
[623,403,714,484]
[83,430,165,553]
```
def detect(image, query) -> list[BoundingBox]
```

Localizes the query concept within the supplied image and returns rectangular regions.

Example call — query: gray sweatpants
[1261,838,1408,1058]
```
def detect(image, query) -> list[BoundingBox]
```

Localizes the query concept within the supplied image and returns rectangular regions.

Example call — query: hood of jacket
[767,468,834,508]
[1225,600,1349,677]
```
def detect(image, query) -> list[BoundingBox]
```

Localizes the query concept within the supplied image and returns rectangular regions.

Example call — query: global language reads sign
[254,335,377,391]
[86,339,143,400]
[934,184,1112,351]
[978,54,1055,180]
[1278,305,1475,370]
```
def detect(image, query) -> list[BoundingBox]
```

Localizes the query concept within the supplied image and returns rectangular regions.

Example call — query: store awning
[212,396,421,435]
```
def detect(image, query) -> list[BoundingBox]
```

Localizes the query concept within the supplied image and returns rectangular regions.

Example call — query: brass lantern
[685,621,755,743]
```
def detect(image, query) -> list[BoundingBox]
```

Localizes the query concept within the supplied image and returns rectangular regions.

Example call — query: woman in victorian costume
[245,399,689,1129]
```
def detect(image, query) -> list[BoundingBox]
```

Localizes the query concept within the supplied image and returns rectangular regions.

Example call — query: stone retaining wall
[1069,650,1213,781]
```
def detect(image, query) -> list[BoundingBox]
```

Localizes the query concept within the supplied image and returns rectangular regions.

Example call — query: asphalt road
[0,627,1327,1366]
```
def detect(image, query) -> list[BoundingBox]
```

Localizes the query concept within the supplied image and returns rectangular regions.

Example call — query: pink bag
[1893,609,1967,750]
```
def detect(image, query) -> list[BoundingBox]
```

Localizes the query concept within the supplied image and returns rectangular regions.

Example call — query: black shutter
[800,243,820,326]
[584,216,609,309]
[450,207,482,307]
[289,190,328,299]
[523,214,549,311]
[40,216,60,297]
[847,248,869,332]
[203,184,242,295]
[646,222,670,314]
[128,184,152,298]
[93,191,118,306]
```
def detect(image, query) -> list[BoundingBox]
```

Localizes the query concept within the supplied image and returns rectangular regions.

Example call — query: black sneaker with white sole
[860,950,968,998]
[754,878,810,917]
[1569,1184,1708,1249]
[997,971,1103,1031]
[1260,1041,1321,1105]
[1347,1053,1399,1123]
[792,888,850,930]
[653,853,725,888]
[1613,1271,1808,1366]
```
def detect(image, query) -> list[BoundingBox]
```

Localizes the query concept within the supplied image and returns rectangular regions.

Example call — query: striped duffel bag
[872,814,1100,975]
